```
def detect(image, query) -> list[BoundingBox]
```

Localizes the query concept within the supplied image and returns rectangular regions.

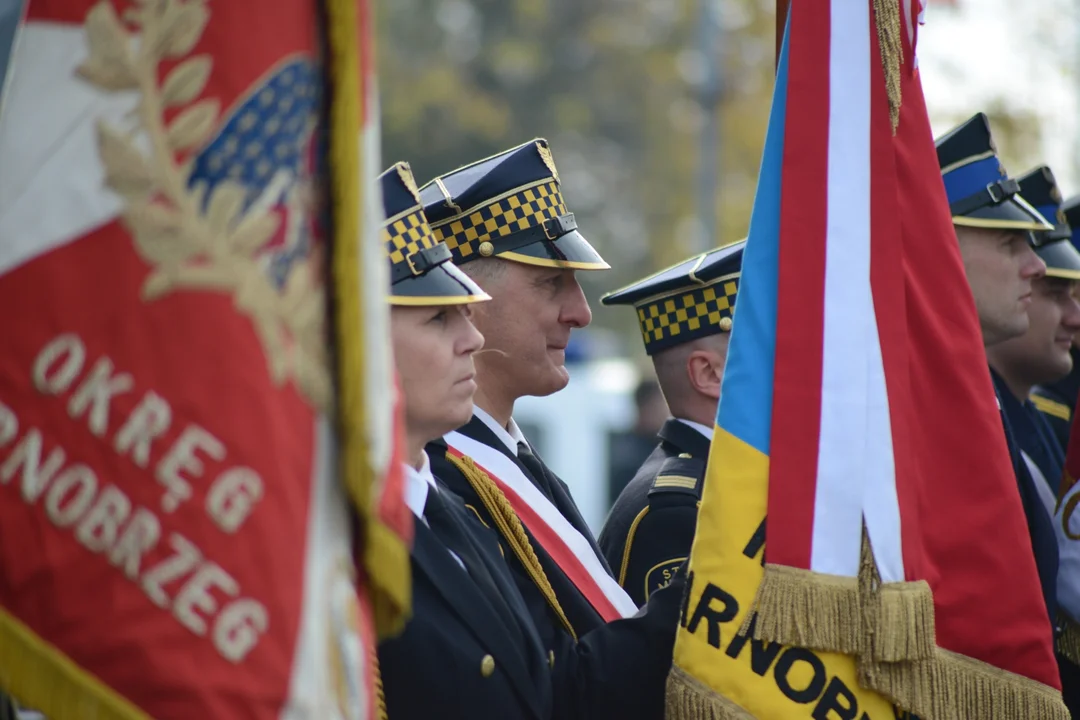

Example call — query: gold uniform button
[481,654,496,677]
[479,241,495,257]
[548,650,555,669]
[719,316,733,332]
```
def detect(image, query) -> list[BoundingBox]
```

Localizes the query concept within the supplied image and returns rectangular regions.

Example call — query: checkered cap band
[636,279,739,354]
[432,180,568,261]
[384,208,438,270]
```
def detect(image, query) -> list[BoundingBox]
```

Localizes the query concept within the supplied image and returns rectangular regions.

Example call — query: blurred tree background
[377,0,777,366]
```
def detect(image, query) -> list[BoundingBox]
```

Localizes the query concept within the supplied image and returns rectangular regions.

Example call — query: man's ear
[685,350,722,401]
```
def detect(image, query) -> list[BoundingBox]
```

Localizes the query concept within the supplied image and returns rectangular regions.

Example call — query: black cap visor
[390,261,491,306]
[1037,239,1080,281]
[953,195,1054,234]
[497,229,610,270]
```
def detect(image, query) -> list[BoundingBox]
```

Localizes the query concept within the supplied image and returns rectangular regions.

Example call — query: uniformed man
[934,113,1062,631]
[989,167,1080,716]
[414,142,685,719]
[988,166,1080,490]
[597,241,743,607]
[1033,193,1080,448]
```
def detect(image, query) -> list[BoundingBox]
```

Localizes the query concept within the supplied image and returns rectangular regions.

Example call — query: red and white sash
[445,431,638,621]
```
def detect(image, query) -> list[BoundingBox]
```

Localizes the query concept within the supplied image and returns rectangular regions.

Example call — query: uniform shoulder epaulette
[648,454,706,498]
[1031,392,1071,422]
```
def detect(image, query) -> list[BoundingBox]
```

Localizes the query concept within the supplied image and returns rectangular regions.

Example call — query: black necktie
[516,440,556,499]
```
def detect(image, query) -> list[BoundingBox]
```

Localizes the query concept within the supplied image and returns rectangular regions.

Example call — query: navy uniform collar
[657,418,712,460]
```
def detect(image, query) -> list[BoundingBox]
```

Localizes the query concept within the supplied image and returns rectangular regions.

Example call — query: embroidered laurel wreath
[77,0,331,412]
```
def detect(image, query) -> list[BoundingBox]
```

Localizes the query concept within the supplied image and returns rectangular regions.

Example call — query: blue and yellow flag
[668,1,1068,718]
[665,20,901,719]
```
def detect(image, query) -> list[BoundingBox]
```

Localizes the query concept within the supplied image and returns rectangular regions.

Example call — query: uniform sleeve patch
[644,557,686,601]
[653,474,697,490]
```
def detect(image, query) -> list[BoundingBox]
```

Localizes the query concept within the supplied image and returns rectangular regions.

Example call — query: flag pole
[775,0,790,69]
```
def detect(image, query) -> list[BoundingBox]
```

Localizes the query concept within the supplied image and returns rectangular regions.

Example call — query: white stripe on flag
[0,22,140,276]
[811,0,874,577]
[445,431,638,619]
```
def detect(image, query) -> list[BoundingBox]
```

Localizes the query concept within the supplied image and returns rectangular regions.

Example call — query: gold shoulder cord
[445,452,578,641]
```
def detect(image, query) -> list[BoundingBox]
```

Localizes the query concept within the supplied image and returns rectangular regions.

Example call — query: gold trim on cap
[536,140,560,184]
[388,293,492,307]
[1043,268,1080,282]
[497,250,610,271]
[939,149,996,177]
[434,177,462,215]
[952,216,1054,231]
[631,270,742,309]
[394,162,421,204]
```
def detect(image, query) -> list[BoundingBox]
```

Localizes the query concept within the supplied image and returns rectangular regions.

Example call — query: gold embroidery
[76,0,330,411]
[536,140,560,184]
[873,0,903,132]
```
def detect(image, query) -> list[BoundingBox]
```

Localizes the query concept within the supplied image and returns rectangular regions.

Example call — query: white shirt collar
[472,404,528,456]
[403,452,438,519]
[676,418,715,440]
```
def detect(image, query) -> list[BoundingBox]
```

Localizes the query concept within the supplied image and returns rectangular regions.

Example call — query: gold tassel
[665,665,757,720]
[861,648,1070,720]
[0,607,152,720]
[873,0,903,131]
[1057,616,1080,666]
[741,563,861,654]
[445,451,578,641]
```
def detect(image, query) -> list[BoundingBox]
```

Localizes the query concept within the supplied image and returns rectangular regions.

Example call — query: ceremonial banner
[667,1,1066,718]
[0,0,407,716]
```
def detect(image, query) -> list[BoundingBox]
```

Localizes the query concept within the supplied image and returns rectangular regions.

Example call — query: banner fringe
[860,647,1069,720]
[868,581,935,662]
[1057,616,1080,666]
[741,563,861,654]
[0,607,151,720]
[857,532,935,664]
[666,665,757,720]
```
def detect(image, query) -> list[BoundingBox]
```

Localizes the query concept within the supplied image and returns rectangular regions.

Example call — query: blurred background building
[0,0,1076,531]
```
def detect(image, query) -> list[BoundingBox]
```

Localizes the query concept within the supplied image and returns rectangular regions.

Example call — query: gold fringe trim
[740,563,862,655]
[0,606,152,720]
[857,533,935,664]
[873,0,903,131]
[445,451,578,641]
[860,647,1069,720]
[325,0,411,640]
[1057,616,1080,666]
[665,664,757,720]
[862,581,935,663]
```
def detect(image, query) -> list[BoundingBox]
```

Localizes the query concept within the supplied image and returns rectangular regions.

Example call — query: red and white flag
[0,0,407,717]
[669,1,1066,718]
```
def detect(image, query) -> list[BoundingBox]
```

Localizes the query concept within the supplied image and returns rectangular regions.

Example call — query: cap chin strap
[481,213,578,256]
[949,177,1020,217]
[390,242,452,285]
